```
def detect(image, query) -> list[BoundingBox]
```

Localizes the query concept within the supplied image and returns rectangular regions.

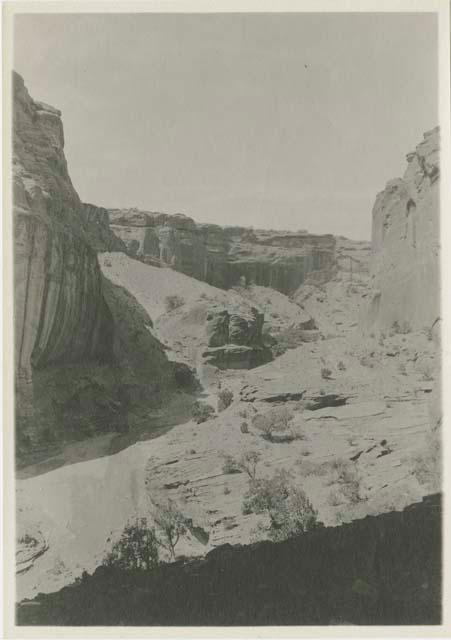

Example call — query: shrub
[411,431,441,492]
[242,469,319,542]
[239,409,248,419]
[152,501,190,560]
[238,450,261,480]
[252,406,294,441]
[321,367,332,379]
[222,454,242,474]
[218,388,234,412]
[192,401,215,424]
[390,320,412,335]
[337,360,346,371]
[398,362,407,376]
[240,421,249,434]
[164,295,185,312]
[103,518,159,571]
[223,484,231,495]
[327,490,344,507]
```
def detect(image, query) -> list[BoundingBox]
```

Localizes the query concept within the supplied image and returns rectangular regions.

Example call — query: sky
[14,12,438,240]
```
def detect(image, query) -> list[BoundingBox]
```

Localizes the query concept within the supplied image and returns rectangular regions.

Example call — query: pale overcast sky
[14,12,438,240]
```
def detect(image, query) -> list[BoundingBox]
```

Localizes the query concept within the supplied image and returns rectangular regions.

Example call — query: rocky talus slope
[106,207,336,294]
[13,74,191,462]
[369,127,440,330]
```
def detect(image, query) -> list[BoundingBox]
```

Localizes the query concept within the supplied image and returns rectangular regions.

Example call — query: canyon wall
[107,208,336,294]
[13,73,185,458]
[369,127,440,330]
[13,72,114,442]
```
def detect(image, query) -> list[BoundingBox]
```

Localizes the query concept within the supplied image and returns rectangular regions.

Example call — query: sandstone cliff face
[108,208,336,294]
[13,72,114,438]
[13,74,186,456]
[369,127,440,330]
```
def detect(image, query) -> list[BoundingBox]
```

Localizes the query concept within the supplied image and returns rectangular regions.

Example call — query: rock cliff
[13,73,188,458]
[369,127,440,330]
[108,208,337,294]
[13,72,114,442]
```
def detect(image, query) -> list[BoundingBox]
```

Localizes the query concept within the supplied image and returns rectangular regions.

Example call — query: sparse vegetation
[251,406,294,442]
[217,388,234,412]
[192,401,215,424]
[238,450,261,480]
[327,490,344,507]
[411,431,441,492]
[222,454,242,475]
[103,518,159,571]
[390,320,412,335]
[152,501,190,560]
[398,362,407,376]
[242,469,320,542]
[164,295,185,312]
[321,367,332,379]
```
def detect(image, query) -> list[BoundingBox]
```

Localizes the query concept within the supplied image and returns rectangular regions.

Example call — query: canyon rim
[3,5,448,635]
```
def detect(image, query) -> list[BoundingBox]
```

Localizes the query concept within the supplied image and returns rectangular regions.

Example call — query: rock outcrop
[203,303,272,369]
[369,127,440,330]
[108,208,337,294]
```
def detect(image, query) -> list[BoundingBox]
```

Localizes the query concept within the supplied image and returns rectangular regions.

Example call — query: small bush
[238,450,261,480]
[192,401,215,424]
[152,501,190,560]
[321,367,332,379]
[411,431,441,492]
[103,518,159,571]
[252,406,294,441]
[327,490,344,507]
[218,388,234,412]
[337,360,346,371]
[240,421,249,434]
[165,295,185,312]
[242,469,319,542]
[390,320,412,335]
[239,409,248,419]
[199,292,208,300]
[223,484,231,495]
[222,454,242,475]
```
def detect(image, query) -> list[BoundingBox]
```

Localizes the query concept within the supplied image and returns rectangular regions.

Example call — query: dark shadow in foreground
[17,494,441,626]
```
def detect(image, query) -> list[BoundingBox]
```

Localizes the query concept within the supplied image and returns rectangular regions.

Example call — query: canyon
[13,74,441,625]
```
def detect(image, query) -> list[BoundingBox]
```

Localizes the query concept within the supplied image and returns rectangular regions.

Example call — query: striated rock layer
[13,73,185,457]
[13,72,114,440]
[107,208,337,294]
[369,127,440,330]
